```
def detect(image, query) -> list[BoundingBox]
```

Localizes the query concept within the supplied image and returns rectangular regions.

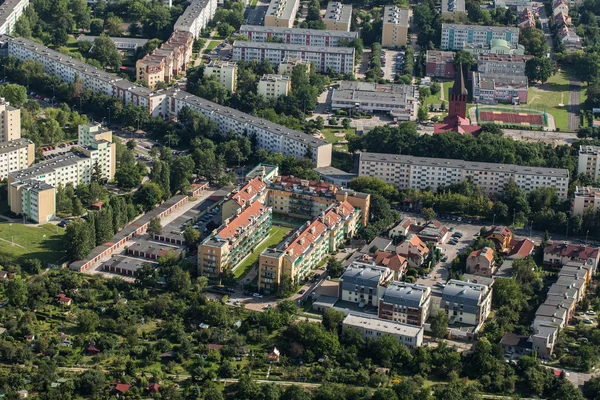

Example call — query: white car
[253,293,263,299]
[586,310,596,315]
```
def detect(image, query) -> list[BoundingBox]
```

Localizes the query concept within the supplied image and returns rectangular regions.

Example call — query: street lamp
[512,208,516,226]
[586,230,590,244]
[106,107,111,126]
[492,213,496,226]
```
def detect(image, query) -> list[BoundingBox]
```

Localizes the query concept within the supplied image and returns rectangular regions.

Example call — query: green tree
[90,19,104,35]
[431,310,449,340]
[70,0,91,30]
[22,259,42,275]
[217,22,235,38]
[417,105,429,122]
[66,220,94,260]
[147,217,162,236]
[453,51,475,72]
[104,16,123,36]
[76,370,106,396]
[91,34,122,70]
[0,84,27,107]
[78,310,100,332]
[135,182,163,211]
[326,257,345,278]
[423,207,437,222]
[170,156,195,194]
[72,198,84,216]
[519,27,550,58]
[525,57,553,83]
[322,308,345,332]
[7,276,28,307]
[183,226,201,248]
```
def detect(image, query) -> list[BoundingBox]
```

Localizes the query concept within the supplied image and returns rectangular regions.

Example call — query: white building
[0,0,29,35]
[342,314,424,349]
[233,41,355,75]
[258,74,291,99]
[572,186,600,216]
[440,279,493,326]
[578,145,600,180]
[338,262,394,307]
[331,81,418,120]
[239,25,358,46]
[77,35,149,55]
[441,24,519,50]
[323,2,352,31]
[476,54,532,75]
[204,60,238,93]
[358,152,569,200]
[173,0,217,38]
[0,138,34,180]
[471,72,528,104]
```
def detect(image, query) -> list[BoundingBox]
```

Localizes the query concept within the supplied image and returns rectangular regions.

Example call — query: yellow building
[264,0,299,27]
[0,98,21,142]
[136,56,165,89]
[258,201,360,293]
[324,2,352,32]
[204,60,238,93]
[8,180,56,223]
[221,176,268,220]
[381,6,409,48]
[258,74,292,100]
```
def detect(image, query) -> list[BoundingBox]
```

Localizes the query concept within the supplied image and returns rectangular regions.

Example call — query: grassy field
[321,127,355,144]
[422,82,448,107]
[528,71,571,131]
[0,221,66,265]
[205,40,220,52]
[233,225,292,279]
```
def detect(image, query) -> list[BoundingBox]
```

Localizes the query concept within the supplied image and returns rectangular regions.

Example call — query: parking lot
[382,49,405,81]
[206,41,232,62]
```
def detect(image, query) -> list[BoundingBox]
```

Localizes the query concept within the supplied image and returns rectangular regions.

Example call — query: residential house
[518,7,535,27]
[483,225,513,252]
[373,251,408,279]
[466,247,496,277]
[500,332,532,355]
[87,344,101,355]
[553,0,568,16]
[543,241,599,273]
[389,217,416,239]
[396,234,430,267]
[221,176,268,220]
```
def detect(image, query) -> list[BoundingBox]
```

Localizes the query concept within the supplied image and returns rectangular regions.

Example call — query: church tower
[448,63,468,119]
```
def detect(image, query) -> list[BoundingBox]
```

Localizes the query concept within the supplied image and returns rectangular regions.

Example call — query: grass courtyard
[422,81,450,107]
[233,225,292,279]
[527,71,570,131]
[0,221,66,265]
[205,40,220,52]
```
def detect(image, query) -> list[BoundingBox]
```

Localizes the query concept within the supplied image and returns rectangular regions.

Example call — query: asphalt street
[568,80,581,131]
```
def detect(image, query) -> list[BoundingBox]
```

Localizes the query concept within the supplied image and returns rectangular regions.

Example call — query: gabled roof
[231,177,266,207]
[508,238,535,258]
[468,247,494,262]
[406,234,429,256]
[544,242,599,260]
[112,383,131,393]
[217,201,269,241]
[374,251,407,272]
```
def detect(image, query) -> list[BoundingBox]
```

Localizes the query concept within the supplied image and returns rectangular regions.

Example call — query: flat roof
[240,24,358,39]
[473,72,528,90]
[0,0,27,29]
[102,255,158,272]
[233,40,355,55]
[174,0,213,30]
[359,152,569,178]
[332,81,415,105]
[0,138,31,154]
[442,0,465,12]
[324,2,352,24]
[343,313,423,337]
[426,50,455,62]
[266,0,298,21]
[9,152,90,181]
[442,23,519,34]
[383,6,410,26]
[77,35,149,48]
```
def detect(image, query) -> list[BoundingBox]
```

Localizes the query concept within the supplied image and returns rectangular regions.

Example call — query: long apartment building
[477,54,532,75]
[165,88,332,167]
[342,314,424,349]
[378,281,431,326]
[264,0,299,28]
[199,200,272,278]
[381,6,410,48]
[204,60,237,93]
[7,124,115,223]
[441,24,519,50]
[258,201,360,292]
[358,152,569,200]
[173,0,217,38]
[233,41,355,75]
[472,72,528,104]
[572,186,600,216]
[440,279,493,326]
[239,25,358,46]
[331,81,418,121]
[0,0,28,35]
[324,2,352,31]
[136,30,194,89]
[578,145,600,180]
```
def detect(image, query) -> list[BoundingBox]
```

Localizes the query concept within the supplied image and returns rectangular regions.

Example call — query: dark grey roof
[341,263,389,290]
[381,282,429,308]
[239,24,357,39]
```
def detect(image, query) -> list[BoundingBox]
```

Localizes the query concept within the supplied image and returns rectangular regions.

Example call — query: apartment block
[331,81,418,120]
[258,201,360,292]
[441,24,519,50]
[267,175,370,226]
[381,6,409,48]
[477,54,532,75]
[173,0,217,38]
[0,138,34,180]
[572,186,600,216]
[342,314,424,349]
[338,262,394,307]
[440,279,493,326]
[324,2,352,31]
[204,60,238,92]
[442,0,466,17]
[0,0,29,35]
[239,25,358,46]
[0,97,20,142]
[472,72,528,104]
[425,50,456,79]
[7,124,115,223]
[77,35,149,56]
[578,145,600,180]
[264,0,299,27]
[462,38,526,56]
[199,200,272,279]
[221,176,269,220]
[165,88,332,167]
[233,41,355,75]
[357,152,569,200]
[258,74,291,99]
[378,281,431,326]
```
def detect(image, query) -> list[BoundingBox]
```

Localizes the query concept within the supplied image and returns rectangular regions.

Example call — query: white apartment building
[338,262,394,307]
[440,279,493,326]
[342,314,424,349]
[572,186,600,216]
[471,72,528,104]
[204,60,238,93]
[331,81,418,120]
[173,0,217,38]
[578,145,600,180]
[264,0,299,28]
[381,6,410,48]
[324,2,352,31]
[0,0,29,35]
[164,88,332,167]
[358,152,569,199]
[477,54,532,75]
[441,24,519,50]
[0,138,34,180]
[258,74,291,99]
[239,25,358,46]
[233,41,355,75]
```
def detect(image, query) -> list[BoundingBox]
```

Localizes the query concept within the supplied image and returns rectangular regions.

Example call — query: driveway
[568,80,581,131]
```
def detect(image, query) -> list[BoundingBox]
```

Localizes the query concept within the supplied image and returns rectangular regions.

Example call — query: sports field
[479,110,545,126]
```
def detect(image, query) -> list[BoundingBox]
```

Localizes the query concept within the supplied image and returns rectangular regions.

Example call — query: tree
[217,22,235,38]
[170,156,195,194]
[66,220,94,260]
[525,57,553,83]
[91,34,122,70]
[419,86,431,100]
[326,257,345,278]
[552,381,586,400]
[519,27,550,58]
[72,198,84,216]
[22,259,42,275]
[78,310,100,332]
[277,275,295,297]
[70,0,91,30]
[453,51,475,72]
[322,308,345,332]
[423,207,437,223]
[135,182,163,212]
[430,310,449,340]
[417,105,429,122]
[104,16,123,36]
[7,277,28,307]
[147,217,162,236]
[431,81,441,95]
[168,267,191,294]
[348,176,396,198]
[280,385,310,400]
[183,226,201,248]
[77,370,106,396]
[0,84,27,107]
[90,19,104,35]
[583,376,600,400]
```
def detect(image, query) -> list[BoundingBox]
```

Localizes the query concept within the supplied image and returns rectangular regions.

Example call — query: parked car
[253,293,263,299]
[586,310,596,315]
[298,289,306,294]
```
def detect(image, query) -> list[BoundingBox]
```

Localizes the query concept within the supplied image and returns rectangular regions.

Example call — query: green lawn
[205,40,220,52]
[233,225,292,279]
[250,0,258,7]
[321,127,356,144]
[0,221,66,265]
[422,82,447,106]
[528,71,571,131]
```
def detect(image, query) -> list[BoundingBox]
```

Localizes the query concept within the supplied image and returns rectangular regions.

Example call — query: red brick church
[433,64,482,135]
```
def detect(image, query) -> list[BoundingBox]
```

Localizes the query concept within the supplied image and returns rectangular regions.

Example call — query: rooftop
[174,0,214,30]
[332,81,416,105]
[426,50,456,63]
[233,40,355,55]
[324,2,352,24]
[343,314,423,337]
[383,6,410,26]
[230,176,267,207]
[442,23,519,34]
[473,72,528,90]
[209,200,270,245]
[0,138,32,155]
[102,255,158,273]
[266,0,299,21]
[442,0,465,13]
[381,281,430,307]
[239,24,358,39]
[341,262,391,288]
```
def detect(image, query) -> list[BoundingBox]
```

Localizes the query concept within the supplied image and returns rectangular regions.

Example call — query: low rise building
[331,81,418,120]
[239,25,358,46]
[198,200,272,279]
[553,0,569,15]
[258,74,291,99]
[264,0,299,28]
[378,281,431,326]
[338,262,394,307]
[324,2,352,31]
[395,234,430,267]
[554,11,571,27]
[472,72,528,104]
[483,225,513,252]
[357,152,569,200]
[381,6,410,48]
[425,50,455,79]
[314,166,358,188]
[543,241,599,273]
[440,279,493,326]
[342,314,424,349]
[476,54,531,76]
[233,41,355,75]
[77,35,149,56]
[558,25,582,52]
[572,186,600,216]
[461,38,526,56]
[532,324,558,359]
[204,60,237,93]
[466,247,496,276]
[518,7,535,27]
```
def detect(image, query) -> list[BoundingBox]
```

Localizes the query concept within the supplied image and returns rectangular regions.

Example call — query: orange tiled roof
[232,177,266,207]
[469,247,494,262]
[509,238,535,258]
[274,175,338,195]
[375,250,407,272]
[408,234,429,255]
[218,201,268,241]
[284,219,328,260]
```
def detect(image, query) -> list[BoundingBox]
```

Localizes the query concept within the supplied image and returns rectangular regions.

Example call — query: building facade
[258,74,291,99]
[466,247,496,276]
[204,60,238,92]
[324,2,352,31]
[378,281,431,326]
[338,262,394,307]
[578,145,600,180]
[173,0,217,38]
[0,98,20,142]
[381,6,409,47]
[476,54,531,75]
[441,24,519,50]
[357,152,569,200]
[239,25,358,46]
[440,279,493,325]
[425,50,456,78]
[0,139,34,180]
[264,0,299,28]
[233,41,355,75]
[0,0,29,35]
[572,186,600,216]
[342,314,424,349]
[472,72,528,104]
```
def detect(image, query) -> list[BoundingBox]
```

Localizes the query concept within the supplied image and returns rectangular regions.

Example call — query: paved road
[568,80,581,131]
[245,0,269,25]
